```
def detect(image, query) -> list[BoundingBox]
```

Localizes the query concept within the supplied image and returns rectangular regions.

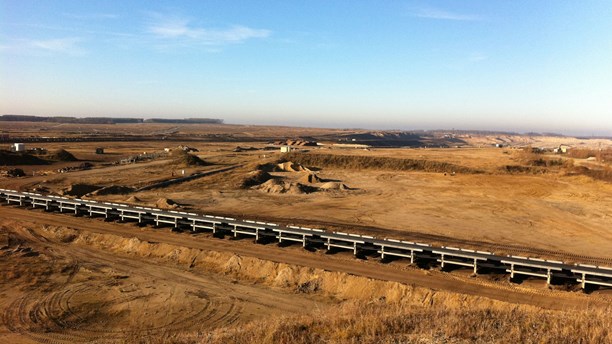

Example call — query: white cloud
[62,13,119,20]
[31,38,83,52]
[147,15,271,45]
[0,37,85,55]
[468,52,488,62]
[414,8,480,21]
[149,17,202,38]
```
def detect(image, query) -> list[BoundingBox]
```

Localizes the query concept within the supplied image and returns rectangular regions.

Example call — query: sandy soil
[3,143,611,261]
[1,125,611,342]
[1,206,610,342]
[0,214,332,343]
[180,169,612,259]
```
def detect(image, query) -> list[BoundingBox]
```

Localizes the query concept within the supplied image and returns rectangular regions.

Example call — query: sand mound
[90,185,135,196]
[299,172,322,184]
[256,179,315,194]
[156,198,179,209]
[287,183,316,195]
[172,150,208,167]
[241,170,273,188]
[256,179,286,193]
[48,149,78,162]
[62,184,102,197]
[319,182,350,191]
[276,161,311,172]
[126,196,141,203]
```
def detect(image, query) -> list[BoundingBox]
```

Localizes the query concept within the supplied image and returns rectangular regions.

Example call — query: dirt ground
[0,207,610,343]
[0,215,333,343]
[6,141,606,261]
[1,123,611,342]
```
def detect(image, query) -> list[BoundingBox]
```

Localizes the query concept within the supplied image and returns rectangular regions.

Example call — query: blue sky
[1,1,611,135]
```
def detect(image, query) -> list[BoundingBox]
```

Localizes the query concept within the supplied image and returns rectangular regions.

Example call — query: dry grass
[568,148,612,163]
[499,149,575,175]
[515,149,572,168]
[570,165,612,183]
[283,153,482,174]
[137,300,610,344]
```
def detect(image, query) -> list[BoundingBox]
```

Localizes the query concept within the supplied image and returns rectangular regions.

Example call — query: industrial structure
[10,143,25,152]
[0,189,610,291]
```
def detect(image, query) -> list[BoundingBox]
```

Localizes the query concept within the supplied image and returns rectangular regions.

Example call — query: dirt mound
[256,179,315,194]
[319,182,350,191]
[61,184,102,197]
[233,146,258,152]
[256,179,285,193]
[299,172,322,184]
[254,162,277,172]
[287,183,316,195]
[276,161,311,172]
[172,150,208,167]
[126,196,141,203]
[156,198,179,209]
[2,168,26,177]
[90,185,135,196]
[241,170,273,188]
[48,149,78,162]
[0,150,48,165]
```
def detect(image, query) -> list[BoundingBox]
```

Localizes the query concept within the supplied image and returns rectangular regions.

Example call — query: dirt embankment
[61,183,102,196]
[284,153,482,174]
[30,225,611,344]
[60,183,135,197]
[0,151,48,165]
[0,222,328,344]
[0,148,79,166]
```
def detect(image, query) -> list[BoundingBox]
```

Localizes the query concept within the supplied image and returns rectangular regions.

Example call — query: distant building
[10,143,25,152]
[554,145,571,154]
[280,146,292,153]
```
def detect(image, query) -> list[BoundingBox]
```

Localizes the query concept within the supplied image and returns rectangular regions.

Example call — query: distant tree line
[0,115,142,124]
[143,118,223,124]
[0,115,223,125]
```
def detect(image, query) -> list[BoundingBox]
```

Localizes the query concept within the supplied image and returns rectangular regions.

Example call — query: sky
[1,1,611,135]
